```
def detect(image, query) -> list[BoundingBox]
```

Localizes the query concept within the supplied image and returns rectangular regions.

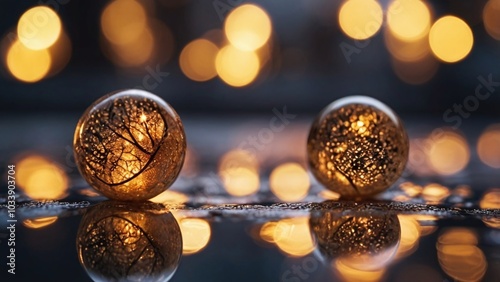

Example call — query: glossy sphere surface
[307,96,408,198]
[310,207,400,271]
[74,89,186,201]
[77,201,182,282]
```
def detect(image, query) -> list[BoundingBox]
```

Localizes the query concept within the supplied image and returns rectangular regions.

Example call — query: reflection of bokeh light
[427,131,469,175]
[269,163,310,202]
[429,16,473,63]
[422,183,450,204]
[100,0,147,45]
[334,260,385,282]
[387,0,431,41]
[216,45,260,87]
[400,182,422,197]
[22,217,58,229]
[178,218,211,255]
[396,215,421,259]
[480,189,500,209]
[219,149,260,197]
[318,190,341,200]
[259,221,277,243]
[477,125,500,168]
[17,6,62,50]
[6,39,51,83]
[273,217,315,257]
[224,4,272,51]
[180,39,218,82]
[338,0,383,40]
[437,228,487,282]
[16,155,68,200]
[483,0,500,40]
[149,190,189,204]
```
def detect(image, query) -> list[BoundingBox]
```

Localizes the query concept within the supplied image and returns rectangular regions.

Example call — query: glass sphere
[307,96,408,198]
[310,207,400,271]
[74,89,186,201]
[77,201,182,282]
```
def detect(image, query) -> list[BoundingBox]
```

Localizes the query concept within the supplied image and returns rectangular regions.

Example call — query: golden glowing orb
[307,96,409,198]
[100,0,147,45]
[73,89,186,201]
[7,39,51,83]
[387,0,431,41]
[338,0,383,40]
[77,201,182,282]
[215,45,260,87]
[180,39,219,82]
[429,16,473,63]
[224,4,272,51]
[477,124,500,168]
[17,6,62,50]
[269,162,310,202]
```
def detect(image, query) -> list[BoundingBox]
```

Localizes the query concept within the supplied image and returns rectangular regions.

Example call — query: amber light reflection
[273,217,315,257]
[437,228,487,282]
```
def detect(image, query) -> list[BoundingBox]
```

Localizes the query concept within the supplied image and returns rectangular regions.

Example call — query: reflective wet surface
[0,116,500,281]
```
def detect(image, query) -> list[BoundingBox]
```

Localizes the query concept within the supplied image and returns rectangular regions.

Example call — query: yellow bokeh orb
[180,39,219,82]
[224,4,272,51]
[7,40,51,83]
[216,45,260,87]
[483,0,500,40]
[429,16,473,63]
[338,0,383,40]
[17,6,62,50]
[387,0,431,41]
[269,163,310,202]
[101,0,147,45]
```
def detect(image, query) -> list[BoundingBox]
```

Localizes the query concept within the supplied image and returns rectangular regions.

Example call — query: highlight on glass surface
[22,216,58,229]
[77,201,182,282]
[73,89,186,201]
[16,154,69,200]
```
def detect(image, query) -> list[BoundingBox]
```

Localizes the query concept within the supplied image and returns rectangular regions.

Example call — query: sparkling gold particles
[307,96,409,198]
[73,89,186,201]
[77,201,182,281]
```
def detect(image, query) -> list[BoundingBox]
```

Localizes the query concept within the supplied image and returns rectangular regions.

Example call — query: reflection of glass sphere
[308,96,408,198]
[77,201,182,282]
[73,89,186,201]
[310,207,400,271]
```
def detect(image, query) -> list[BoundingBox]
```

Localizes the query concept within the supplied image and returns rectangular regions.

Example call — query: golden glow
[437,228,487,282]
[396,215,421,259]
[6,39,51,83]
[100,0,147,45]
[22,217,58,229]
[269,163,310,202]
[338,0,383,40]
[334,260,385,282]
[480,188,500,209]
[180,39,219,82]
[47,29,72,77]
[318,190,341,200]
[178,218,211,255]
[484,0,500,40]
[387,0,431,41]
[429,16,473,63]
[219,149,260,197]
[273,217,315,257]
[399,182,422,197]
[385,29,430,62]
[427,131,469,175]
[216,45,260,87]
[477,125,500,168]
[16,155,68,200]
[224,4,272,51]
[17,6,61,50]
[149,190,189,205]
[422,183,450,204]
[259,221,278,243]
[107,26,154,67]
